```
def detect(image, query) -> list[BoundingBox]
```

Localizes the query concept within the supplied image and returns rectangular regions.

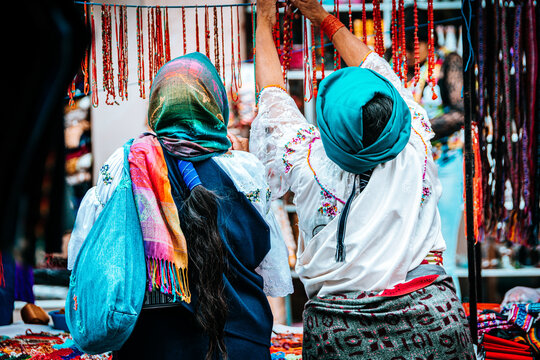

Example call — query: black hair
[180,186,228,360]
[362,93,394,147]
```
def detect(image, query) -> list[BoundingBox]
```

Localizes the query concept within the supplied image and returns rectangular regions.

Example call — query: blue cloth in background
[0,253,15,325]
[436,149,464,298]
[15,261,35,304]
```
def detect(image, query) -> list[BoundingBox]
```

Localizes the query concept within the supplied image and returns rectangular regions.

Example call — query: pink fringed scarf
[128,134,190,303]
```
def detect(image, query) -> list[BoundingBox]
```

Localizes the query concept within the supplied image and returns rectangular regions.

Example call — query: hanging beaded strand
[156,6,164,69]
[164,7,171,63]
[136,6,146,99]
[205,5,211,60]
[252,3,257,102]
[333,0,339,70]
[122,5,128,99]
[195,5,200,53]
[427,0,437,99]
[319,0,325,80]
[362,0,367,43]
[220,7,226,84]
[373,0,384,56]
[147,8,154,85]
[213,6,220,75]
[413,0,420,85]
[82,2,90,95]
[399,0,407,86]
[311,23,318,98]
[101,5,115,105]
[282,4,292,82]
[236,6,242,88]
[303,17,313,102]
[181,6,186,54]
[230,5,239,101]
[114,5,122,100]
[348,0,353,32]
[90,4,99,107]
[391,0,399,75]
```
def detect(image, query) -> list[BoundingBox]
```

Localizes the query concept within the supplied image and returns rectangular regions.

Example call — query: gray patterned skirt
[302,276,475,360]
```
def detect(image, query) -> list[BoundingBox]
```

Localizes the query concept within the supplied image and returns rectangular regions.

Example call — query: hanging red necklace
[181,6,186,55]
[82,2,89,95]
[348,0,352,32]
[195,5,200,53]
[320,0,325,80]
[373,0,384,56]
[427,0,437,99]
[213,6,220,75]
[399,0,407,86]
[220,7,226,83]
[164,7,171,63]
[362,0,367,43]
[101,4,115,105]
[115,5,128,101]
[236,6,242,88]
[230,5,239,101]
[282,4,292,82]
[147,8,153,85]
[311,23,318,98]
[413,0,420,85]
[90,4,99,107]
[155,6,164,69]
[136,6,146,99]
[391,0,399,76]
[205,5,211,59]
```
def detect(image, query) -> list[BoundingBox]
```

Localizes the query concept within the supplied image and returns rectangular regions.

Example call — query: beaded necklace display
[348,0,352,32]
[101,5,115,105]
[413,0,420,85]
[205,5,210,59]
[372,0,384,56]
[311,24,317,98]
[147,8,153,84]
[164,8,171,63]
[320,0,325,80]
[155,7,164,72]
[303,17,313,102]
[362,0,367,43]
[82,2,90,96]
[220,7,226,83]
[181,6,186,54]
[281,5,293,82]
[136,6,145,99]
[427,0,437,99]
[115,5,128,101]
[195,5,200,53]
[391,0,399,75]
[236,6,242,87]
[213,6,220,76]
[230,6,239,102]
[399,0,407,86]
[90,4,99,107]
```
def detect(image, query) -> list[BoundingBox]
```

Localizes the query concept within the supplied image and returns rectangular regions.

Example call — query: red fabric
[485,352,533,360]
[379,275,439,297]
[483,343,532,356]
[483,334,531,350]
[463,303,501,317]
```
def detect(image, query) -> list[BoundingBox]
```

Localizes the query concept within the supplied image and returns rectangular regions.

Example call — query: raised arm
[290,0,371,67]
[255,0,285,90]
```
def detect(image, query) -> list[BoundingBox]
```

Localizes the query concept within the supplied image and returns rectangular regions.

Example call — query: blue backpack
[66,139,146,354]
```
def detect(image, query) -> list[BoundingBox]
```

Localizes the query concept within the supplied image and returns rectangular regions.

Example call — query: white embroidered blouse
[250,52,446,299]
[67,149,293,298]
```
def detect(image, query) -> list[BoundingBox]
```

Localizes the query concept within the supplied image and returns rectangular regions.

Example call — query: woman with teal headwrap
[68,52,292,360]
[251,0,474,358]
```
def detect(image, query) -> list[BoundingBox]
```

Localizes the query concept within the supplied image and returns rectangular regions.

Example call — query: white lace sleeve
[250,87,319,199]
[213,152,293,297]
[67,147,124,270]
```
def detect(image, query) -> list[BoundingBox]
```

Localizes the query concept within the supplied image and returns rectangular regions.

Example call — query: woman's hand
[228,133,249,152]
[289,0,329,27]
[257,0,277,28]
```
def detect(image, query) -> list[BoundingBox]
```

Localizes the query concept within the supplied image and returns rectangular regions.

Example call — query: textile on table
[316,67,411,175]
[302,276,474,360]
[128,135,190,302]
[148,52,231,161]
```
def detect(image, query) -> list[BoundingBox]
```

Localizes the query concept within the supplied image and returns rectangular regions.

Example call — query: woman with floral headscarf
[252,0,474,358]
[68,53,292,360]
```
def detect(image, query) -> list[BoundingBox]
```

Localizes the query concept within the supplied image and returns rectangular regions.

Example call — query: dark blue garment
[117,151,273,359]
[0,253,15,325]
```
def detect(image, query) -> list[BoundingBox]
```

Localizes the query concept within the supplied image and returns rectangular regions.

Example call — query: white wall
[90,0,247,181]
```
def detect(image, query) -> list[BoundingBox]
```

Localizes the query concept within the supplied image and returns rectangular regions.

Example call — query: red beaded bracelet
[320,14,345,41]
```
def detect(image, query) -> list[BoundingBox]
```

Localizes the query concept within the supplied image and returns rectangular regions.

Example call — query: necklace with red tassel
[102,4,115,105]
[427,0,437,99]
[230,6,239,102]
[136,6,146,99]
[82,2,90,95]
[90,4,99,107]
[413,0,420,86]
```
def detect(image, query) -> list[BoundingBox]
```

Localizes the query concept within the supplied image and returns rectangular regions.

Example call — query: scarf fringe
[146,257,191,303]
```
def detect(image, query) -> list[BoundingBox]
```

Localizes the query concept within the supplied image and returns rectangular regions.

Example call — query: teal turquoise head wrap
[148,52,231,161]
[316,67,411,174]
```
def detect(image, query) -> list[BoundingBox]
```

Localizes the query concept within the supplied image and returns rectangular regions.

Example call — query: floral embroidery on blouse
[100,164,113,185]
[245,189,261,203]
[411,107,433,135]
[265,188,272,202]
[318,190,339,218]
[282,125,318,174]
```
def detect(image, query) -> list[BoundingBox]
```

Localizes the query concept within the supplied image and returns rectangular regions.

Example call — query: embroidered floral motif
[245,189,261,203]
[266,188,272,202]
[421,186,432,205]
[410,107,433,134]
[318,190,339,217]
[282,126,317,174]
[100,164,113,185]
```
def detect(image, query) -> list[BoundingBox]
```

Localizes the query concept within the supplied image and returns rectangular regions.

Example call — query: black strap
[335,174,359,262]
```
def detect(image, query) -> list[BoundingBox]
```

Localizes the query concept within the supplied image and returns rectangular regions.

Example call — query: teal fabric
[148,52,231,161]
[65,139,146,354]
[316,67,412,174]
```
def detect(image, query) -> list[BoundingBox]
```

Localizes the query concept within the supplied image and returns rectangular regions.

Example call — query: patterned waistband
[421,251,443,266]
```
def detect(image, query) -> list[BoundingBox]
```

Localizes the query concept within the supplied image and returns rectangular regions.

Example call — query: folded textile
[506,303,540,332]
